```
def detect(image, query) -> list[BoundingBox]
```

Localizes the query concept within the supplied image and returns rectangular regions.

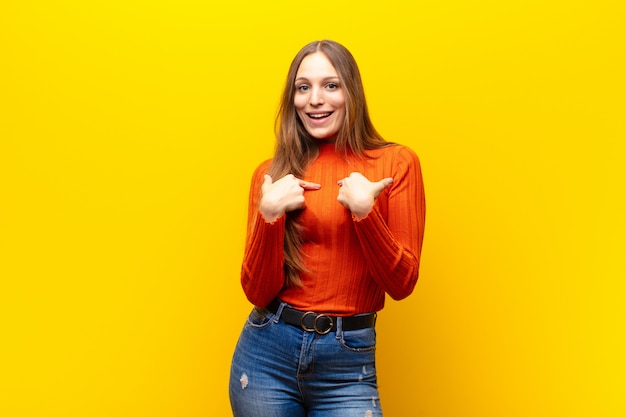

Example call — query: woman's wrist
[259,201,284,223]
[349,199,374,220]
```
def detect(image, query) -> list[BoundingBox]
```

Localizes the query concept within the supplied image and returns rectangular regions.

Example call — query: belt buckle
[300,311,334,335]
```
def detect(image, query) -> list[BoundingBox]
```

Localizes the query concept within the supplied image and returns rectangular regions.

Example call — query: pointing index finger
[373,177,393,193]
[299,180,322,190]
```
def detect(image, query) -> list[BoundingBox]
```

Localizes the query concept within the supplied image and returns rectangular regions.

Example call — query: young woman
[229,40,426,417]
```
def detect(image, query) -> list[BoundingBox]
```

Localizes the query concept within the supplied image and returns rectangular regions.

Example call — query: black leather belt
[263,299,376,335]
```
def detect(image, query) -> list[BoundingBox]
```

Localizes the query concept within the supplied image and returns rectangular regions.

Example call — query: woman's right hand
[259,174,321,223]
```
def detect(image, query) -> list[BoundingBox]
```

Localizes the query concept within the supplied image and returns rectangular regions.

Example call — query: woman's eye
[327,83,338,90]
[297,85,309,91]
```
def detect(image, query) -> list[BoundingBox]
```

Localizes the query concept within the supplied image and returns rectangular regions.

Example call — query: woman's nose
[309,87,324,106]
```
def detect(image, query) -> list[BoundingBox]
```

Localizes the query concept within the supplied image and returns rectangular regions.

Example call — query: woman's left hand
[337,172,393,220]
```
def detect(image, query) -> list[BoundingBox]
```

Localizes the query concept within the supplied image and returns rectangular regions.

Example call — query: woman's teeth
[309,112,331,119]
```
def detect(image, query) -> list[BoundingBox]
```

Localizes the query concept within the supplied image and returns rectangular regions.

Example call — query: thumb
[261,174,273,192]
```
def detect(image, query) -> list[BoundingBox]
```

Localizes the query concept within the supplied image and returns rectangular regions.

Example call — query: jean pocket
[339,327,377,352]
[245,307,274,329]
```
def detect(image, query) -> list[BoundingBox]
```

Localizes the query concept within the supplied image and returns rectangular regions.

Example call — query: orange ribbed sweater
[241,143,425,315]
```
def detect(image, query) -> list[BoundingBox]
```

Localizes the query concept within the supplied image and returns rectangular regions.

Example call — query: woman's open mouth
[307,112,333,120]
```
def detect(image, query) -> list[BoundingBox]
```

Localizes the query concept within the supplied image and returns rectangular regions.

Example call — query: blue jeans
[229,303,383,417]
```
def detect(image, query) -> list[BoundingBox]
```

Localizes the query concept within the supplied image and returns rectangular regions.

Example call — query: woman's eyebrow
[295,76,340,83]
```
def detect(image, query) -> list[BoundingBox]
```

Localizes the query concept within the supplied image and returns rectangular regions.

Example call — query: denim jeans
[229,303,383,417]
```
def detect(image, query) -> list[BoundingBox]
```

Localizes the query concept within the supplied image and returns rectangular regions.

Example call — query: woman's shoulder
[370,143,420,163]
[249,159,272,184]
[254,159,273,172]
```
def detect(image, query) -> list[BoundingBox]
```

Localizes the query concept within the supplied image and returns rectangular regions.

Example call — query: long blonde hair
[269,40,390,287]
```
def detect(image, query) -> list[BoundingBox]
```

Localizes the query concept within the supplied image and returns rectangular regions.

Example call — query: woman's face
[294,52,346,141]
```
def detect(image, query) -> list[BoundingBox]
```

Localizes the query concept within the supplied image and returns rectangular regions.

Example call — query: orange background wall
[1,1,624,416]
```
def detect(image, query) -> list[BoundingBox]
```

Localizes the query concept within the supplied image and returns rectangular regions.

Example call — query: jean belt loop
[273,301,287,324]
[335,316,343,339]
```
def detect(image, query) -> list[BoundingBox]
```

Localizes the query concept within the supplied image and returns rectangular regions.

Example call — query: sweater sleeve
[240,161,286,307]
[353,146,426,300]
